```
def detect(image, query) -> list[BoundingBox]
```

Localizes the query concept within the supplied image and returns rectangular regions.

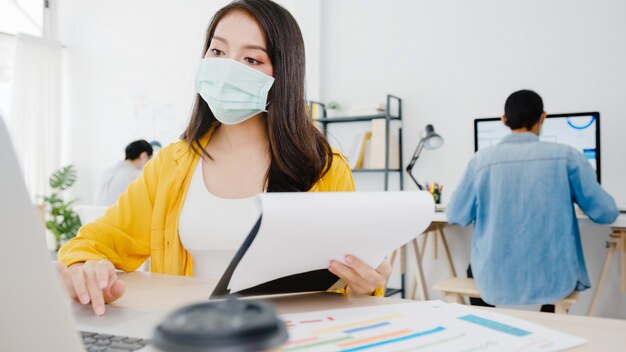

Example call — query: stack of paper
[227,192,435,293]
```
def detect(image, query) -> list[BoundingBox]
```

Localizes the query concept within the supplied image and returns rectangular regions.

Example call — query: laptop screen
[474,112,601,182]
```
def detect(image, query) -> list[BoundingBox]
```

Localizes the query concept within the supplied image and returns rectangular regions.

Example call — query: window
[0,35,15,121]
[0,0,43,37]
[0,0,44,122]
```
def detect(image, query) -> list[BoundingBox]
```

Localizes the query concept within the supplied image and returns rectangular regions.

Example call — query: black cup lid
[152,296,287,352]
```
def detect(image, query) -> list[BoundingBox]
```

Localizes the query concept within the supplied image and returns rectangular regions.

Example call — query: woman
[57,0,391,316]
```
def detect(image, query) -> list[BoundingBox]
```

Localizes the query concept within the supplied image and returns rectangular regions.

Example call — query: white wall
[57,0,321,202]
[319,0,626,318]
[58,0,224,201]
[320,0,626,203]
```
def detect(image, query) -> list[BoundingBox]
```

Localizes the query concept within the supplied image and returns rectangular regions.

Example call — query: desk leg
[616,230,626,293]
[420,224,456,278]
[411,238,429,301]
[588,232,618,316]
[438,227,457,278]
[433,230,438,260]
[387,246,407,298]
[401,244,407,298]
[420,232,427,262]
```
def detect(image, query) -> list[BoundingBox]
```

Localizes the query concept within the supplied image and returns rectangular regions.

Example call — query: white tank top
[179,161,261,280]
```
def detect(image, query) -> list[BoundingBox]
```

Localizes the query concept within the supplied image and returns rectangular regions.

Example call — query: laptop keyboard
[81,331,149,351]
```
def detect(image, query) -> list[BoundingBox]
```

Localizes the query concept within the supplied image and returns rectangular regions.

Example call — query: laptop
[0,118,158,351]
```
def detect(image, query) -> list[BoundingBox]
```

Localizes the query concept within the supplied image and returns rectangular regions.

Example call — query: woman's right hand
[55,259,126,316]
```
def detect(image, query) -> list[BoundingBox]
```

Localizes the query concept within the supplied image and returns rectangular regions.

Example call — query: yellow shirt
[59,129,383,295]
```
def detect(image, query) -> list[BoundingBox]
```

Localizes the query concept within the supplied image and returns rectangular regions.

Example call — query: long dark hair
[181,0,332,192]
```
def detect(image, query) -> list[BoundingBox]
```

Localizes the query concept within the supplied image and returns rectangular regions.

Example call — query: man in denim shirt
[448,90,618,311]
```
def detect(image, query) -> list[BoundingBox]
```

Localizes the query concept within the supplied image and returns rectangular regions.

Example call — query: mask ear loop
[263,80,273,110]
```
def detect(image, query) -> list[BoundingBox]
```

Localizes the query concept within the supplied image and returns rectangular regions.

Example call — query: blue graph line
[566,116,595,130]
[458,315,530,337]
[340,326,446,352]
[344,322,391,334]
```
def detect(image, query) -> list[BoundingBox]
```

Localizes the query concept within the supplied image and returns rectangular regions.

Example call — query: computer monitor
[474,112,601,182]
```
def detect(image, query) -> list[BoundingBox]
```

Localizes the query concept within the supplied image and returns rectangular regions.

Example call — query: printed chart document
[278,301,586,352]
[212,192,434,297]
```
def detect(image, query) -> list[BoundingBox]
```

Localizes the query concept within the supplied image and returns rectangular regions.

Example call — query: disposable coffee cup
[152,296,287,352]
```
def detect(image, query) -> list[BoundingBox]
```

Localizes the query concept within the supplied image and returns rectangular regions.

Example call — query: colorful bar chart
[278,301,585,352]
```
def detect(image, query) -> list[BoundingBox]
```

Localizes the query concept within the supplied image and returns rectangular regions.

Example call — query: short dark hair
[504,90,544,130]
[125,140,153,160]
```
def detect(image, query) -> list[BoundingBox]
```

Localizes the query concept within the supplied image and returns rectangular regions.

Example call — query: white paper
[278,301,586,352]
[228,191,434,292]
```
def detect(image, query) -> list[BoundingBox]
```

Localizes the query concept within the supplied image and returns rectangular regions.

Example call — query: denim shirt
[447,132,618,305]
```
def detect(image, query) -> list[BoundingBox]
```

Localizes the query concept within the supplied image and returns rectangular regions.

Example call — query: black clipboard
[210,216,342,299]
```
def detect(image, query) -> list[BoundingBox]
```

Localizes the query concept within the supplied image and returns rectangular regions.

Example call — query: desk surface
[79,272,626,352]
[433,211,626,228]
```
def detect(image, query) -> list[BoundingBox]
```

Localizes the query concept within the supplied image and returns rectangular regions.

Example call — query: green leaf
[49,165,77,190]
[46,221,62,242]
[43,165,82,243]
[65,198,79,207]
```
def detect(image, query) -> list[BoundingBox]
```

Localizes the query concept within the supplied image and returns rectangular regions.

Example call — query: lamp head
[422,124,444,150]
[406,124,443,191]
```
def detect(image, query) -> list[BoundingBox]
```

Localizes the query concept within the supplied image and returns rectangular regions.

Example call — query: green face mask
[194,58,275,125]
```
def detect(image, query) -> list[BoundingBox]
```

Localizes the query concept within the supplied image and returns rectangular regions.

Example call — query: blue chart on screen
[566,116,595,130]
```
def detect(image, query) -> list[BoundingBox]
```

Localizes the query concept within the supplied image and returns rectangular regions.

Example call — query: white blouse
[179,161,261,280]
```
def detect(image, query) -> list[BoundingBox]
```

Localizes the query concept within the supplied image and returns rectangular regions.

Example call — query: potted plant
[42,165,82,251]
[325,101,341,117]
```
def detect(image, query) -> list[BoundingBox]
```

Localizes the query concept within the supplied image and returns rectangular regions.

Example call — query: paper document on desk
[279,300,586,351]
[222,191,434,294]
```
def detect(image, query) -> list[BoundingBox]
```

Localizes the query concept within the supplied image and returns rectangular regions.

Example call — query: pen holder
[427,183,442,204]
[430,191,441,204]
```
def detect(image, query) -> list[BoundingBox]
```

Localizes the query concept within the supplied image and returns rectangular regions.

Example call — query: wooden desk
[432,211,626,227]
[104,272,626,351]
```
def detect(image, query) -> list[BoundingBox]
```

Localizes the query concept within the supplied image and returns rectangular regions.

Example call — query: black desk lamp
[406,124,444,190]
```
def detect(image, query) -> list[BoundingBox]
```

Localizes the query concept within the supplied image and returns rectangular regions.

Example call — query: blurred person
[448,90,618,312]
[93,140,153,206]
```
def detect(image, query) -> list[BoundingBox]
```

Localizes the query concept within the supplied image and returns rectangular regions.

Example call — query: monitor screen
[474,112,601,182]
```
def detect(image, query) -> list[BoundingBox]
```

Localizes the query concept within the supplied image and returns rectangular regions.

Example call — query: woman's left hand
[328,255,392,295]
